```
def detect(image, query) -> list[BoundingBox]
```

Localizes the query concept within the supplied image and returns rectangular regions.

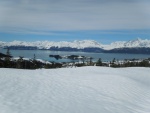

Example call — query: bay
[0,49,150,62]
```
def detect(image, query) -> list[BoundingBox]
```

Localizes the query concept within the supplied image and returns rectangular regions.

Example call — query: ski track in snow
[0,67,150,113]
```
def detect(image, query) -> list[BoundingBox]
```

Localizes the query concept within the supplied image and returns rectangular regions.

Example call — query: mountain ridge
[1,38,150,51]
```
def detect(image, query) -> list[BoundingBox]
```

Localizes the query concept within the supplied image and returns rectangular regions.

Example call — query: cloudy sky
[0,0,150,43]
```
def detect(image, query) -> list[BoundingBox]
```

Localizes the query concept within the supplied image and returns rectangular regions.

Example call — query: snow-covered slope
[102,41,126,50]
[0,40,102,49]
[103,38,150,50]
[1,38,150,50]
[124,38,150,48]
[0,67,150,113]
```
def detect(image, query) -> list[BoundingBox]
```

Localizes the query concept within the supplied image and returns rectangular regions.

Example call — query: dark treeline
[110,59,150,68]
[0,49,62,69]
[104,47,150,54]
[96,58,150,68]
[0,48,150,69]
[0,56,63,69]
[4,46,38,50]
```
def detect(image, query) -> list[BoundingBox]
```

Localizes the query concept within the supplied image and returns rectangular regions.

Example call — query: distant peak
[136,38,142,41]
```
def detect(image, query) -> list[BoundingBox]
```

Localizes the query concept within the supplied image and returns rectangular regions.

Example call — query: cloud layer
[0,0,150,34]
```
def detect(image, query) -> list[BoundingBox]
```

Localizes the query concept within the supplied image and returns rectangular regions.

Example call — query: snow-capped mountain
[103,38,150,50]
[124,38,150,48]
[102,41,126,50]
[0,40,102,49]
[0,38,150,50]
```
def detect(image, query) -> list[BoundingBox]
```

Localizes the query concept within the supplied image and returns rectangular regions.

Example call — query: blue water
[0,49,150,62]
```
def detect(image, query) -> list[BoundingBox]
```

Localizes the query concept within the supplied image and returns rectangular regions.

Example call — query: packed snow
[0,67,150,113]
[1,38,150,50]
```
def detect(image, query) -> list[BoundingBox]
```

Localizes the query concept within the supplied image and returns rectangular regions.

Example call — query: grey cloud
[0,0,150,33]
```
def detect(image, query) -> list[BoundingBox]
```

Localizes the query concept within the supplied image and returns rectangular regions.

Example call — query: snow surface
[0,67,150,113]
[1,38,150,50]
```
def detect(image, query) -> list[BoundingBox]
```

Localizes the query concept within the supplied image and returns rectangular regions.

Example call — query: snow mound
[0,67,150,113]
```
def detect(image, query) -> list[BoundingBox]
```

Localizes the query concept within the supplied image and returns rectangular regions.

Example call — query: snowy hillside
[124,38,150,48]
[0,40,102,49]
[103,38,150,50]
[102,41,126,50]
[0,67,150,113]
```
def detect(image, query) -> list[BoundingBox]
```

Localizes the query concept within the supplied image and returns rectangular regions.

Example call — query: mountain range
[1,38,150,54]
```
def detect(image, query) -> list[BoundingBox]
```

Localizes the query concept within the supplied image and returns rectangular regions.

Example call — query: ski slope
[0,67,150,113]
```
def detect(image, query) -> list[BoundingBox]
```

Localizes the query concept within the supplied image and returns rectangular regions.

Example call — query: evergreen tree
[33,54,36,61]
[82,56,86,64]
[96,58,102,66]
[89,57,93,65]
[5,48,11,67]
[33,54,37,69]
[5,48,11,61]
[112,58,116,63]
[17,56,24,69]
